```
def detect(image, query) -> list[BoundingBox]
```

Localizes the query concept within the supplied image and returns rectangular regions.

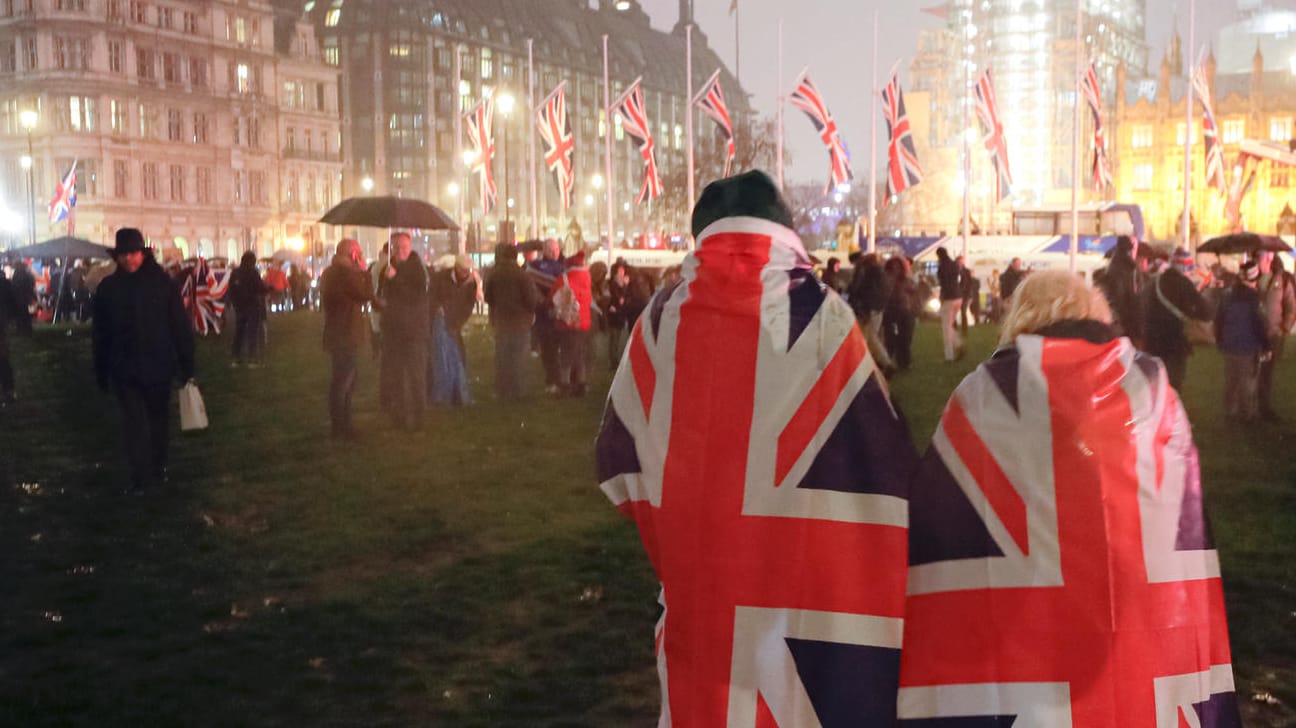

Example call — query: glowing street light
[19,109,36,249]
[361,176,374,193]
[497,92,515,224]
[447,181,459,197]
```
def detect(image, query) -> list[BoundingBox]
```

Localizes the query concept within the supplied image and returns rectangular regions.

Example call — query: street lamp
[20,109,37,249]
[497,92,515,226]
[360,175,374,193]
[462,150,478,257]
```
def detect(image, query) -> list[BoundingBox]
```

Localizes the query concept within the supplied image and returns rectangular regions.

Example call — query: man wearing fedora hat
[92,228,195,493]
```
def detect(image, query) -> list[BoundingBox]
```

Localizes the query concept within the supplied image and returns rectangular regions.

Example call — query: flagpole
[528,39,539,240]
[733,0,740,87]
[686,23,696,249]
[1070,0,1083,274]
[1183,0,1196,252]
[455,45,465,255]
[603,34,615,258]
[961,40,970,258]
[867,10,878,254]
[776,17,784,191]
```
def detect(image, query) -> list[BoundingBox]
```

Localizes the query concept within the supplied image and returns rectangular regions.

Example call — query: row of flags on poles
[460,70,738,217]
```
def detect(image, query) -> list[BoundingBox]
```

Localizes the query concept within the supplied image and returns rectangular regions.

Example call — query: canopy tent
[5,236,112,260]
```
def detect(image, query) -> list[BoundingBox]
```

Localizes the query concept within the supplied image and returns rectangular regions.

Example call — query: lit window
[1133,163,1153,191]
[1221,119,1245,144]
[1131,124,1153,149]
[324,8,339,26]
[1270,117,1292,142]
[1175,122,1199,145]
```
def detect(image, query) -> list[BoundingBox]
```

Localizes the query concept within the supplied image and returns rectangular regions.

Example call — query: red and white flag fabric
[974,67,1014,204]
[881,74,924,202]
[48,160,77,224]
[465,98,497,216]
[1081,61,1114,191]
[899,334,1239,727]
[1193,64,1228,196]
[182,257,228,336]
[693,69,736,177]
[789,69,853,192]
[536,82,575,211]
[612,78,663,204]
[597,215,915,725]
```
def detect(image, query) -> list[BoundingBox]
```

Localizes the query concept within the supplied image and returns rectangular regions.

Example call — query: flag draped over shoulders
[899,333,1239,728]
[596,216,915,727]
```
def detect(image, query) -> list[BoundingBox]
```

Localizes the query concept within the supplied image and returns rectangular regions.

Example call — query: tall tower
[945,0,1149,205]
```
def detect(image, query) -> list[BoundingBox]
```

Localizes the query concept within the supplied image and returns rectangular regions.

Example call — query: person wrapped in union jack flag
[596,170,916,725]
[900,270,1239,728]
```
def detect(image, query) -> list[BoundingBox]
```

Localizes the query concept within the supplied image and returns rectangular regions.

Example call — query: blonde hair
[999,270,1112,345]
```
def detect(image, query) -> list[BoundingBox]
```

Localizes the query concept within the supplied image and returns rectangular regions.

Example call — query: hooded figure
[226,250,269,366]
[596,171,916,725]
[900,271,1238,726]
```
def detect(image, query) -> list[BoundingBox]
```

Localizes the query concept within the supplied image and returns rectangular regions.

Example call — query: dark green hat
[691,170,795,238]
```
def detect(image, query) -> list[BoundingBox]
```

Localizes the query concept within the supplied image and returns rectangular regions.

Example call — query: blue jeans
[494,328,531,400]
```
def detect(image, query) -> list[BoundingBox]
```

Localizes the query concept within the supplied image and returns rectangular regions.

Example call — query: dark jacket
[999,267,1024,300]
[0,273,16,330]
[320,254,372,353]
[937,258,962,300]
[1144,268,1210,359]
[378,255,431,342]
[10,264,35,307]
[430,268,478,333]
[1099,252,1143,341]
[92,256,195,387]
[1215,283,1270,356]
[484,254,543,332]
[226,263,268,319]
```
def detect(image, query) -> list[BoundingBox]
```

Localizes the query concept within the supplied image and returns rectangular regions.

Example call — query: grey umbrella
[1198,233,1292,255]
[319,196,458,230]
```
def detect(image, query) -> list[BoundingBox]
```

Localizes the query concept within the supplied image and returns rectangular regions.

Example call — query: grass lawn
[1,313,1293,727]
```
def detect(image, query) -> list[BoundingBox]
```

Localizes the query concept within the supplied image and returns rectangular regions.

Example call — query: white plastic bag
[179,381,208,431]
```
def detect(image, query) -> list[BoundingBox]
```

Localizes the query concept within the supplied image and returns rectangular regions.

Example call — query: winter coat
[320,254,372,353]
[378,255,431,344]
[1099,252,1143,341]
[484,256,543,332]
[550,266,593,332]
[1260,270,1296,339]
[1214,283,1269,356]
[937,258,962,300]
[226,264,268,320]
[430,268,478,333]
[999,267,1024,300]
[1143,268,1211,360]
[92,256,195,387]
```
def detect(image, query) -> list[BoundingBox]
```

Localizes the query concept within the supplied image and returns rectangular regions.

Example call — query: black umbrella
[5,236,112,260]
[1198,233,1292,255]
[319,196,458,230]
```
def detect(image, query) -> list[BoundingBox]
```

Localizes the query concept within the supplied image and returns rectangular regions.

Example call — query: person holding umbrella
[320,239,372,440]
[377,231,430,430]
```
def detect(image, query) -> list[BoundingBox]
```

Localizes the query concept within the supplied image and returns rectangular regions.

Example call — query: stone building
[0,0,341,258]
[302,0,748,248]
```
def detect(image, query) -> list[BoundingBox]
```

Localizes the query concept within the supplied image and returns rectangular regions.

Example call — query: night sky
[638,0,1250,185]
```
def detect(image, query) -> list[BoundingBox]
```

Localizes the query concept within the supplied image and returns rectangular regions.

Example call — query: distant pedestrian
[1214,261,1270,422]
[604,261,631,370]
[484,243,543,400]
[226,251,269,367]
[882,256,915,371]
[1144,248,1211,391]
[0,266,17,405]
[320,239,372,440]
[999,257,1025,301]
[551,250,593,397]
[92,228,195,494]
[847,253,896,372]
[936,246,963,360]
[1098,235,1144,345]
[528,239,565,394]
[1258,251,1296,419]
[959,259,980,329]
[10,260,34,336]
[378,232,430,429]
[428,254,479,405]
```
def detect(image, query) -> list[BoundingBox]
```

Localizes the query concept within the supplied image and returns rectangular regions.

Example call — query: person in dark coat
[936,246,963,360]
[1143,248,1211,391]
[92,228,195,493]
[999,257,1025,302]
[10,260,35,336]
[847,253,896,371]
[320,239,372,439]
[226,251,269,367]
[428,254,479,405]
[604,261,631,370]
[378,232,430,429]
[0,266,17,405]
[1099,235,1144,345]
[882,255,916,371]
[959,258,980,330]
[1214,261,1270,422]
[484,243,543,400]
[528,239,565,394]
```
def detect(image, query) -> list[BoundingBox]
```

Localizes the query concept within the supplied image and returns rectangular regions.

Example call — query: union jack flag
[898,336,1239,727]
[1193,65,1228,195]
[465,99,497,216]
[597,216,915,726]
[48,161,77,224]
[536,82,576,211]
[694,69,736,177]
[974,68,1013,204]
[881,74,924,202]
[789,69,853,192]
[612,78,663,204]
[182,257,229,336]
[1081,61,1114,191]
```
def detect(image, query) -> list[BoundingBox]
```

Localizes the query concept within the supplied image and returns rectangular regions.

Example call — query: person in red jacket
[550,250,593,397]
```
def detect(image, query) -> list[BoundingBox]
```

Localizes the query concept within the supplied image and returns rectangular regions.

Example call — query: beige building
[0,0,340,258]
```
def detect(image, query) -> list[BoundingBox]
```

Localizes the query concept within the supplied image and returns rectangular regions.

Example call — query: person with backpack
[1258,250,1296,419]
[550,250,592,397]
[1143,248,1212,391]
[1215,261,1271,423]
